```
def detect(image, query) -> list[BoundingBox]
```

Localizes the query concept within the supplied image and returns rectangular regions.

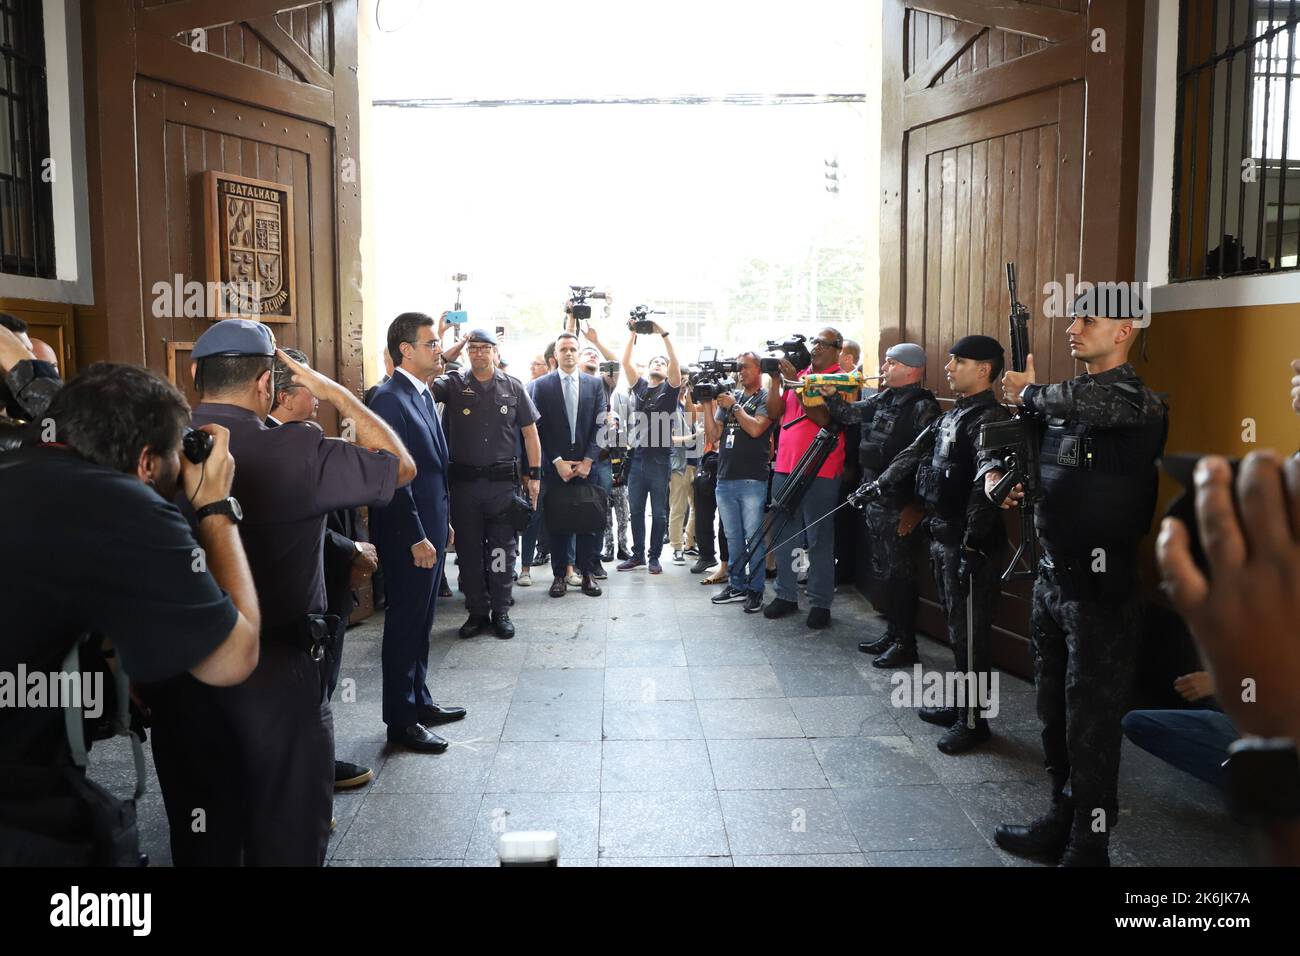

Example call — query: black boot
[858,633,896,655]
[872,638,918,669]
[1059,818,1111,867]
[994,798,1073,861]
[936,711,991,754]
[917,706,958,727]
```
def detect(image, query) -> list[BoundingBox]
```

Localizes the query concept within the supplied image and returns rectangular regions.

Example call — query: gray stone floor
[88,553,1252,867]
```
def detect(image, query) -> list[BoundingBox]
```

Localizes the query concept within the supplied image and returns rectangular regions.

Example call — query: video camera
[568,286,609,322]
[687,347,738,403]
[758,333,812,376]
[628,304,665,335]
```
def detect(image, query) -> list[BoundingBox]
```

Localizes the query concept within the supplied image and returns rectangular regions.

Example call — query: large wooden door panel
[134,78,339,429]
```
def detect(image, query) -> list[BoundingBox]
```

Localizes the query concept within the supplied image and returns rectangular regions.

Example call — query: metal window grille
[0,0,55,279]
[1172,0,1300,279]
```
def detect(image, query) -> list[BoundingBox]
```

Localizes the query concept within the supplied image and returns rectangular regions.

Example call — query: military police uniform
[432,329,539,636]
[874,336,1011,752]
[985,353,1168,866]
[825,343,940,666]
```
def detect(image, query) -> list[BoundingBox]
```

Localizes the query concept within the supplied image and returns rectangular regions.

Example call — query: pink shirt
[774,364,845,479]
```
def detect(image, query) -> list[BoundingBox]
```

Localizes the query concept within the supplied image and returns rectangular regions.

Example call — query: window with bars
[0,0,55,279]
[1172,0,1300,280]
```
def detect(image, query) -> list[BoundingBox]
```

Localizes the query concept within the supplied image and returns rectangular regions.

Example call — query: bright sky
[368,0,872,368]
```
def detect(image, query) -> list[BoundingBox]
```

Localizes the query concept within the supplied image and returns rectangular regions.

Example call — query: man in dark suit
[528,331,604,598]
[368,313,467,753]
[268,349,378,789]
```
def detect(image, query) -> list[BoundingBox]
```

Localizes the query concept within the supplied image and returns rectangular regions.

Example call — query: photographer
[701,352,774,613]
[762,327,846,628]
[0,363,261,863]
[1,316,61,453]
[617,316,682,574]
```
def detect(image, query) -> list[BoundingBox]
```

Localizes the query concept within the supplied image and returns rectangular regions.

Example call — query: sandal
[701,565,729,585]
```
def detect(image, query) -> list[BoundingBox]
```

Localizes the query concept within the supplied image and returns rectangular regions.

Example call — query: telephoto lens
[182,426,214,464]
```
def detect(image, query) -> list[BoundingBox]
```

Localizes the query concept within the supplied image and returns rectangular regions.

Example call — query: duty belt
[262,614,339,661]
[449,460,519,482]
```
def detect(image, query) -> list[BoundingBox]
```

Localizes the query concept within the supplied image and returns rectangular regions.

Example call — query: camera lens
[182,427,214,465]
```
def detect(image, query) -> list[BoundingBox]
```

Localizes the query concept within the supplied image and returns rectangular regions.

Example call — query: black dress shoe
[591,562,607,580]
[858,634,896,655]
[419,704,467,725]
[491,610,515,639]
[806,607,830,629]
[438,579,453,597]
[872,640,919,669]
[993,807,1073,860]
[936,720,991,754]
[549,577,567,598]
[334,760,374,790]
[581,574,602,597]
[387,723,449,753]
[917,705,958,727]
[458,615,490,639]
[762,597,798,619]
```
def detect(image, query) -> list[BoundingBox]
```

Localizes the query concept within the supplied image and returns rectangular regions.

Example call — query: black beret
[949,335,1004,361]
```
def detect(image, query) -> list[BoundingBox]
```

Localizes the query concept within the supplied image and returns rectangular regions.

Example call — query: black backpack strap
[62,637,147,801]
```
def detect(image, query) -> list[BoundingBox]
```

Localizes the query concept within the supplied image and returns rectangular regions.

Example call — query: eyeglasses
[405,340,439,351]
[466,343,494,353]
[811,338,842,350]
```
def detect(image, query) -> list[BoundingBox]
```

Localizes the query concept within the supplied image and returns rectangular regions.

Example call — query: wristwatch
[1225,737,1300,823]
[195,496,243,526]
[527,465,542,480]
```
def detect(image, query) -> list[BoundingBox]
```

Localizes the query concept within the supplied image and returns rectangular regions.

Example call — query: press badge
[725,431,735,449]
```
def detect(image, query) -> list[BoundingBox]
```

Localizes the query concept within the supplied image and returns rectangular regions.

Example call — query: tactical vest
[860,386,935,477]
[914,400,990,522]
[1035,404,1168,555]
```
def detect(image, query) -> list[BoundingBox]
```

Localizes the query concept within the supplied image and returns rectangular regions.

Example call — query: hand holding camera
[183,423,236,510]
[848,480,882,510]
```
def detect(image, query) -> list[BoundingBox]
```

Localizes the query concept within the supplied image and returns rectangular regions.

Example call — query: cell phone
[445,310,468,325]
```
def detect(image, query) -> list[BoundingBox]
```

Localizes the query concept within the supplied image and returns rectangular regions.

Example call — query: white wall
[0,0,93,304]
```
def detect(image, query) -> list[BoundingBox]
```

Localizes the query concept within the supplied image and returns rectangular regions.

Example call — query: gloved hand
[849,480,882,509]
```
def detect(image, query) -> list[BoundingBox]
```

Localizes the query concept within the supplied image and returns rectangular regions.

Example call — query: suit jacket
[367,371,451,553]
[528,370,603,484]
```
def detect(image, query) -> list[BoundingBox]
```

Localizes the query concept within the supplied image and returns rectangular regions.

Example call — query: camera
[687,347,737,403]
[568,286,608,322]
[182,426,213,464]
[758,333,812,376]
[628,304,665,335]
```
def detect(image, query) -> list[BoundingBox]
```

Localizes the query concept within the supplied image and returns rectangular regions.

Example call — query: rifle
[977,262,1041,582]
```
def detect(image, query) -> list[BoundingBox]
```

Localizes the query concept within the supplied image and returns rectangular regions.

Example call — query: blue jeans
[1121,708,1238,790]
[628,453,671,560]
[716,479,768,594]
[772,472,839,609]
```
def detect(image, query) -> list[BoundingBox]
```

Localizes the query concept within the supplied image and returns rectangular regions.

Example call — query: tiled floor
[87,552,1253,867]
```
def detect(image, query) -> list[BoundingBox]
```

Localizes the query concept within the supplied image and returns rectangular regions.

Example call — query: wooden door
[879,0,1145,675]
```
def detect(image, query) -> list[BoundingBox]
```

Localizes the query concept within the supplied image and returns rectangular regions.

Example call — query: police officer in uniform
[146,320,414,865]
[983,291,1167,867]
[822,343,940,665]
[856,336,1010,753]
[434,328,542,639]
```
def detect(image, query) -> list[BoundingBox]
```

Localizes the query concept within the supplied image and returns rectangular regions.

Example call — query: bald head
[30,337,59,370]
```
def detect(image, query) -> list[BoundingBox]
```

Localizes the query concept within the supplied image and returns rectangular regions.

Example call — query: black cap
[949,334,1004,361]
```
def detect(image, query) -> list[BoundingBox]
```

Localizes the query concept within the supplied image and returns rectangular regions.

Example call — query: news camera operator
[762,327,847,628]
[0,362,261,864]
[700,352,774,613]
[982,290,1168,867]
[617,310,682,574]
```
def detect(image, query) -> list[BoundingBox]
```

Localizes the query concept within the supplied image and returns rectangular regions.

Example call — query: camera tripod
[736,416,851,574]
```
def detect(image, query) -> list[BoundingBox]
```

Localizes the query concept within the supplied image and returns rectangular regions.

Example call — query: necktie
[563,374,578,444]
[421,390,437,426]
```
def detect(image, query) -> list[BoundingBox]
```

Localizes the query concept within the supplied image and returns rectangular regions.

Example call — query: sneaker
[648,558,663,574]
[806,606,830,629]
[690,556,715,574]
[617,557,645,572]
[711,585,747,604]
[743,591,764,613]
[672,549,685,565]
[684,546,700,557]
[566,570,583,587]
[517,567,532,587]
[334,760,373,791]
[763,597,798,619]
[591,562,608,580]
[531,553,550,567]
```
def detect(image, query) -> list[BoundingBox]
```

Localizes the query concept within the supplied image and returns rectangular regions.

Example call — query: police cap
[193,318,276,359]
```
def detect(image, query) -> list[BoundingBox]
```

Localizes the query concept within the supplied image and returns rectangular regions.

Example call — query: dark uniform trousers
[450,478,519,616]
[148,640,332,866]
[1030,556,1143,828]
[927,526,996,692]
[864,498,925,645]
